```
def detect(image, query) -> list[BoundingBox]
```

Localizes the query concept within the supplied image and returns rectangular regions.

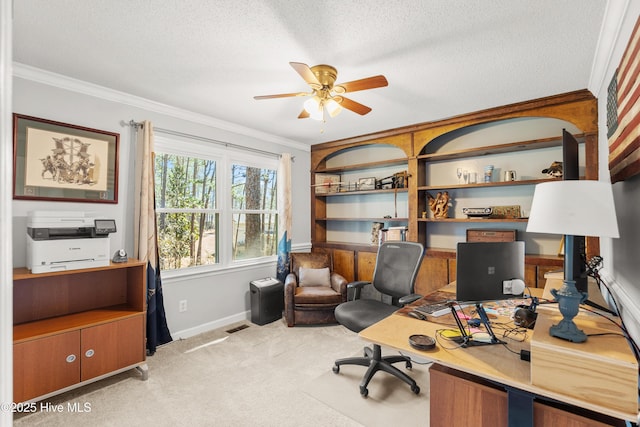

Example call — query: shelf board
[315,158,407,173]
[13,306,144,343]
[316,217,408,222]
[418,217,528,223]
[425,247,564,262]
[417,178,556,191]
[12,259,146,280]
[315,187,408,197]
[416,133,590,162]
[314,241,381,252]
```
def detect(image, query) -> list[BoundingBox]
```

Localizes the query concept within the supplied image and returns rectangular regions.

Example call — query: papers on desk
[414,302,470,317]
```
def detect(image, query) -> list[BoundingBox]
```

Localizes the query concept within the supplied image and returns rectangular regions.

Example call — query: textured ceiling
[13,0,608,146]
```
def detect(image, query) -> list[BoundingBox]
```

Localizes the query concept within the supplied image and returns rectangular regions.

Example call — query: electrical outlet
[179,300,187,312]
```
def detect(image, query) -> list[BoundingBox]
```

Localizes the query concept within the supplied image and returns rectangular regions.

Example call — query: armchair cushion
[299,267,331,287]
[295,286,343,304]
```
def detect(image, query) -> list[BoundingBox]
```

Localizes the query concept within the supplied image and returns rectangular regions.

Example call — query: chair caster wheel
[412,385,420,394]
[332,365,340,374]
[359,386,368,397]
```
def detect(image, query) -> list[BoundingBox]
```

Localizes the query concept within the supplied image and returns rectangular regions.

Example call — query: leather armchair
[284,252,348,327]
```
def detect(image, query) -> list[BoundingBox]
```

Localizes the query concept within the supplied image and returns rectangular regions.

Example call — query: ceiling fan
[254,62,388,120]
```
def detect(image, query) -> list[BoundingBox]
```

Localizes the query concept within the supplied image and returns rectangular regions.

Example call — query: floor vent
[226,324,250,334]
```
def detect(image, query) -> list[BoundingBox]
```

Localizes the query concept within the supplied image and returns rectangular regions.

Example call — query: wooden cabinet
[311,90,598,290]
[80,315,144,381]
[13,260,147,402]
[430,364,623,427]
[13,331,80,402]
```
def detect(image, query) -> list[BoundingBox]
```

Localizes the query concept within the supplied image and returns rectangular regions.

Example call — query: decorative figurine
[428,191,452,219]
[542,161,563,178]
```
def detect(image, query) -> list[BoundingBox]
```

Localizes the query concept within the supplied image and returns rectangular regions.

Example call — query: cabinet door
[81,315,145,381]
[14,331,81,402]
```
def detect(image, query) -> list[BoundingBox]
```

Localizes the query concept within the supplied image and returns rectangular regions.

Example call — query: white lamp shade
[526,180,619,238]
[303,97,324,121]
[325,98,343,117]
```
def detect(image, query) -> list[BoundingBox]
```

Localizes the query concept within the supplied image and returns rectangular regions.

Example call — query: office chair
[332,241,424,397]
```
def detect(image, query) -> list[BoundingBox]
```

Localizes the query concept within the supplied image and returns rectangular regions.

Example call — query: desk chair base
[332,344,420,397]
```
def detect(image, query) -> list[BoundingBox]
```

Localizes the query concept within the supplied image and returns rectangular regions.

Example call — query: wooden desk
[359,285,637,426]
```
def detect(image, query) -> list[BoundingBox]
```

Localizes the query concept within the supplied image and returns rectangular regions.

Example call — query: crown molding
[588,0,631,95]
[12,62,310,152]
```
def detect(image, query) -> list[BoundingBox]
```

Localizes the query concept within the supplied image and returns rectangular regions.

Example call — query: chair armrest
[284,273,298,289]
[330,273,349,301]
[347,281,371,300]
[398,293,422,306]
[284,273,297,327]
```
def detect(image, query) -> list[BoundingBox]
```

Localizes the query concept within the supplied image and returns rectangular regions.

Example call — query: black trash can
[250,278,284,325]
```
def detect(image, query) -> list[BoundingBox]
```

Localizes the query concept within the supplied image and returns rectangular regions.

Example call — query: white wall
[592,1,640,345]
[12,74,311,338]
[1,0,13,421]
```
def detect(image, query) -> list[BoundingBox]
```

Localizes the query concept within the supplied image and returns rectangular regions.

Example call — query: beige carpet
[13,319,431,427]
[303,349,431,427]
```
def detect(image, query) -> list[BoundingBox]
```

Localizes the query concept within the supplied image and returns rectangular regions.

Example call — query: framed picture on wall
[13,114,119,203]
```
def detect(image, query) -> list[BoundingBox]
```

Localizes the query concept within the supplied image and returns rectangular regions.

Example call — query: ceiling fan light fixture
[325,98,343,118]
[304,96,324,121]
[255,62,386,120]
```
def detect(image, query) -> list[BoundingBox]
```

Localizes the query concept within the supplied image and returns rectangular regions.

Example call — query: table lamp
[526,180,619,342]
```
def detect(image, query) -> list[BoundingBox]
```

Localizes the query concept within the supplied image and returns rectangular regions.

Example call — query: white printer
[27,211,116,274]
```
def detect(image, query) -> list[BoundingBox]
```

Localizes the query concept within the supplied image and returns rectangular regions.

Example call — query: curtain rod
[126,120,290,160]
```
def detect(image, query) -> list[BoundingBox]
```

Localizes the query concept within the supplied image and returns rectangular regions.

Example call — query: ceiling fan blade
[339,96,372,115]
[334,75,388,93]
[289,62,321,87]
[298,109,310,119]
[254,92,309,100]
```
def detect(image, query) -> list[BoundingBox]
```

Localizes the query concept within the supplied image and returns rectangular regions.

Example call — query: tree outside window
[155,153,217,270]
[231,164,278,261]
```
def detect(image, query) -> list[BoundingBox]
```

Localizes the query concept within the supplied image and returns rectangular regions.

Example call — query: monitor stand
[451,303,504,347]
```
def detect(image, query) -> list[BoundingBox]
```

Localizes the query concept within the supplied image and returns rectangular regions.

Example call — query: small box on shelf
[379,226,408,245]
[466,229,516,242]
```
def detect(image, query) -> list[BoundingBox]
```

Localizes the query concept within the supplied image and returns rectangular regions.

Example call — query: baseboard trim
[170,310,251,340]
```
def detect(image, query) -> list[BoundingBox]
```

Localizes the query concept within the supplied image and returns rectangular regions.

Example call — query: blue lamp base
[549,279,588,343]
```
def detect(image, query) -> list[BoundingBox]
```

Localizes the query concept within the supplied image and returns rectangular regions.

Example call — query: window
[231,164,278,261]
[155,153,218,270]
[154,136,278,273]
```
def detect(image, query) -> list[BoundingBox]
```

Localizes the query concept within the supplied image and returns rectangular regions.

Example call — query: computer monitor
[456,241,525,303]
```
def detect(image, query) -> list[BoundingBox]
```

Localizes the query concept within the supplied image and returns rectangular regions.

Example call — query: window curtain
[276,153,292,282]
[134,121,172,355]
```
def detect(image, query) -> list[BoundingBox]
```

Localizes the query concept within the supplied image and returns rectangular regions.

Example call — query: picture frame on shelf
[314,173,341,194]
[13,114,119,203]
[358,177,376,190]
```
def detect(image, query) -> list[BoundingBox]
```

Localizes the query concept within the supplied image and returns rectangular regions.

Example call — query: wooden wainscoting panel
[416,257,448,296]
[332,249,355,283]
[356,251,377,282]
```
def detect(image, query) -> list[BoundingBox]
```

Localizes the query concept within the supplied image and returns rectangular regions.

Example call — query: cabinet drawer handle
[85,349,95,358]
[66,354,76,363]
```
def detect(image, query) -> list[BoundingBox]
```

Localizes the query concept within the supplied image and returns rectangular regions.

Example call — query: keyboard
[414,301,470,317]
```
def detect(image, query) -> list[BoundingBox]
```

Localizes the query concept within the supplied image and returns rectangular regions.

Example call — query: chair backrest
[372,241,424,301]
[290,252,332,278]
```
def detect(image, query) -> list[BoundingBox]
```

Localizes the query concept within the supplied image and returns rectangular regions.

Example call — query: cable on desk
[588,259,640,364]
